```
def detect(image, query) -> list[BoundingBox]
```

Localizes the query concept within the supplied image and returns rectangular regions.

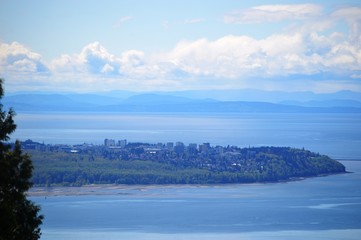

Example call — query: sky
[0,0,361,93]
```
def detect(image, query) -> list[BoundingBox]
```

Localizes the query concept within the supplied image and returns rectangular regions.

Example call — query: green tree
[0,79,43,240]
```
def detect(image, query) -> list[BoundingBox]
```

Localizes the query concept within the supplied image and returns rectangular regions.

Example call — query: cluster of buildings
[19,138,228,156]
[20,138,261,173]
[104,139,127,148]
[20,139,92,153]
[103,138,223,155]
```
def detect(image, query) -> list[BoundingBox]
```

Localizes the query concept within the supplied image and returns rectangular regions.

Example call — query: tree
[0,79,43,240]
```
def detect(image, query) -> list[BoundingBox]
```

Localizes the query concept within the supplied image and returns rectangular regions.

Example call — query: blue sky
[1,0,361,93]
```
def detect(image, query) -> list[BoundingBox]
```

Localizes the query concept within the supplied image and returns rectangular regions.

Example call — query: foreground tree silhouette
[0,79,43,240]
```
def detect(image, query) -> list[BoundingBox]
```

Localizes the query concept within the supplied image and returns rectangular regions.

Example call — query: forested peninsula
[21,140,346,186]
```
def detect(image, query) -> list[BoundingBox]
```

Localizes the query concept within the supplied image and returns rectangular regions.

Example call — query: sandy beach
[28,184,240,197]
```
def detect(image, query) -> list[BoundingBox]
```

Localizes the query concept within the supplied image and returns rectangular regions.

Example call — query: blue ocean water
[11,112,361,159]
[30,161,361,240]
[15,111,361,239]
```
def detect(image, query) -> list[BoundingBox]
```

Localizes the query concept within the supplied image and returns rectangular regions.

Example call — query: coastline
[28,184,256,197]
[28,160,358,197]
[29,160,361,240]
[28,172,349,197]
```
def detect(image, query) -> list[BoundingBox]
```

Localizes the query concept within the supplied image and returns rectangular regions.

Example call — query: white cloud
[113,16,133,28]
[100,63,115,74]
[224,4,323,24]
[121,50,145,68]
[79,42,119,74]
[49,42,157,89]
[161,34,318,77]
[50,54,82,72]
[183,18,204,24]
[332,7,361,21]
[332,7,361,45]
[0,42,48,73]
[162,36,262,78]
[2,5,361,93]
[51,42,121,75]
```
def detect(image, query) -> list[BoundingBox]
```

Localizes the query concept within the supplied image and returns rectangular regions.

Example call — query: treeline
[27,146,346,186]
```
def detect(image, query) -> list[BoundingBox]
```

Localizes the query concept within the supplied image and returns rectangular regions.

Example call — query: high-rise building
[104,139,116,147]
[199,142,210,153]
[167,142,174,150]
[174,142,185,154]
[118,139,127,148]
[188,143,198,154]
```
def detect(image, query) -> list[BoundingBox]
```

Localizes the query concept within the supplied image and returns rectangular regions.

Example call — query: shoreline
[29,160,357,197]
[28,172,349,197]
[28,184,240,197]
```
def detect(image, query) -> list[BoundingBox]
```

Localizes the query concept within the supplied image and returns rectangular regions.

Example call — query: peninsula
[20,139,346,186]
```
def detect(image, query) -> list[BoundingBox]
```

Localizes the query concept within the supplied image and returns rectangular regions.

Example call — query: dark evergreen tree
[0,79,43,240]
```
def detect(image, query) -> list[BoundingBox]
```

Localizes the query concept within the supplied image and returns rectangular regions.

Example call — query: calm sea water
[19,112,361,239]
[11,112,361,159]
[31,161,361,240]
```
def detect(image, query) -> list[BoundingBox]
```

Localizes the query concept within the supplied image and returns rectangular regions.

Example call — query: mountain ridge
[3,91,361,113]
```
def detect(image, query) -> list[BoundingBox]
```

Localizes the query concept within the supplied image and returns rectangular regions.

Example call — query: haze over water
[13,112,361,159]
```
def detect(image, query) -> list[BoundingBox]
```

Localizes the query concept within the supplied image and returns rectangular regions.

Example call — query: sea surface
[17,111,361,239]
[11,112,361,159]
[30,161,361,240]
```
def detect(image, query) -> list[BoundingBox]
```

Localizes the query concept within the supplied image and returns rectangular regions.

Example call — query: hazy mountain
[65,93,124,106]
[3,90,361,113]
[281,99,361,108]
[3,94,94,111]
[93,90,138,99]
[123,93,196,105]
[162,89,361,103]
[102,89,361,105]
[103,101,361,113]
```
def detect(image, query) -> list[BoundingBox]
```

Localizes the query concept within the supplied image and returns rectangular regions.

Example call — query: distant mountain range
[3,89,361,113]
